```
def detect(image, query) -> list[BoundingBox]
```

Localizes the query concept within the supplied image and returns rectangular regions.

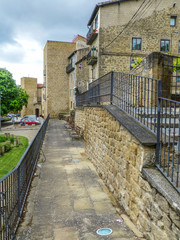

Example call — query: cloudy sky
[0,0,99,85]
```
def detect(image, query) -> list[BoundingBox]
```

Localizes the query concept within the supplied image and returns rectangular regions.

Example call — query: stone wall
[75,106,180,240]
[75,108,85,130]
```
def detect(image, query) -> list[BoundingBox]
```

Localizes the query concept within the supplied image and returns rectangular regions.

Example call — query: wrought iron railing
[156,98,180,192]
[0,115,49,239]
[86,27,98,45]
[76,71,160,134]
[161,54,180,101]
[76,70,180,192]
[87,48,98,65]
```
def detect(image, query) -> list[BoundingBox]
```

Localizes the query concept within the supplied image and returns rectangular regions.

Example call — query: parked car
[7,113,16,118]
[20,119,40,126]
[20,115,38,124]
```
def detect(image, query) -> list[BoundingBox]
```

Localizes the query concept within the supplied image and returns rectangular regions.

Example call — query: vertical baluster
[172,103,176,182]
[167,102,171,177]
[176,103,180,187]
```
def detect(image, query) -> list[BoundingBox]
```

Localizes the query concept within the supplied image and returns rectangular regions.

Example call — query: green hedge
[4,141,11,152]
[0,135,6,142]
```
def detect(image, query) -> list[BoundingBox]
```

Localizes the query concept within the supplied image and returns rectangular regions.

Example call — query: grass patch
[1,117,11,122]
[0,136,28,179]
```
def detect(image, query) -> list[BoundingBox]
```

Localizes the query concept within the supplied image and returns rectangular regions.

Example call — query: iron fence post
[110,71,114,104]
[155,80,162,165]
[17,168,20,218]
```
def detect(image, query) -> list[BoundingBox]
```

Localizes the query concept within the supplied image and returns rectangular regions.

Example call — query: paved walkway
[16,119,142,240]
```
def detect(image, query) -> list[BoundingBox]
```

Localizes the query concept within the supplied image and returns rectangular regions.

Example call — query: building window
[92,68,95,79]
[73,72,76,85]
[170,16,176,26]
[132,38,142,50]
[160,40,170,52]
[177,76,180,82]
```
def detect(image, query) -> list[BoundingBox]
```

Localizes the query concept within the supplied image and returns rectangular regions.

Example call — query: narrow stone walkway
[16,119,140,240]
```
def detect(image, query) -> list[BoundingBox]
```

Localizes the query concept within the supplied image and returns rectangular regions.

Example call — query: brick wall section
[21,77,38,117]
[43,41,76,118]
[75,106,180,240]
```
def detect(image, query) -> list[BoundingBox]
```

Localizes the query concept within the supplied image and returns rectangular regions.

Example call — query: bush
[8,136,14,144]
[0,144,4,156]
[4,141,11,152]
[0,135,6,142]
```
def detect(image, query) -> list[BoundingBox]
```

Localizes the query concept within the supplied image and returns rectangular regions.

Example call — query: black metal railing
[76,71,160,134]
[161,54,180,101]
[86,27,98,45]
[87,48,98,65]
[76,70,180,192]
[0,115,49,239]
[156,98,180,192]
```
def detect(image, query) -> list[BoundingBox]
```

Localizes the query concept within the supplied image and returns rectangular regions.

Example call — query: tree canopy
[0,68,29,116]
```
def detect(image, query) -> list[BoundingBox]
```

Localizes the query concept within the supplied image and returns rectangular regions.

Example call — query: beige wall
[21,77,40,117]
[43,41,76,118]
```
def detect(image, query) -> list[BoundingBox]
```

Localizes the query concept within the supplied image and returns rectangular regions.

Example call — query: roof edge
[87,0,123,26]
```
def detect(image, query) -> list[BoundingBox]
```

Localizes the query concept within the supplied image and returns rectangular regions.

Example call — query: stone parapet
[75,106,180,240]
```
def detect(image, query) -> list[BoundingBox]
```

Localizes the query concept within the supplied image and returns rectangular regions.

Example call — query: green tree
[0,68,29,116]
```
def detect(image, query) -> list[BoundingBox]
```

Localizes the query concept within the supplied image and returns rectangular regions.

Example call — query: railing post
[17,167,20,218]
[110,71,114,104]
[155,80,162,165]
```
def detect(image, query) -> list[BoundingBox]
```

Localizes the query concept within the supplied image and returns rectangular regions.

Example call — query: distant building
[66,45,89,110]
[43,35,87,118]
[21,77,43,117]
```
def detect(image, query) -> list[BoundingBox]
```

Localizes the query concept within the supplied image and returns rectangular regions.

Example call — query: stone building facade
[43,36,88,118]
[43,41,76,118]
[76,47,89,94]
[67,50,77,111]
[66,35,88,111]
[21,77,42,117]
[86,0,180,80]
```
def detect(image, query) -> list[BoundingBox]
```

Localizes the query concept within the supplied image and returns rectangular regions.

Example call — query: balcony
[87,48,98,65]
[86,27,98,45]
[66,63,74,73]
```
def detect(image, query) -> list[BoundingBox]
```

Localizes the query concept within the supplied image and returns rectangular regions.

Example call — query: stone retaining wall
[75,106,180,240]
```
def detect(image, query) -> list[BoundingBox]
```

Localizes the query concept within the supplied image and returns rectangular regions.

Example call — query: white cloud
[0,0,98,85]
[0,36,43,85]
